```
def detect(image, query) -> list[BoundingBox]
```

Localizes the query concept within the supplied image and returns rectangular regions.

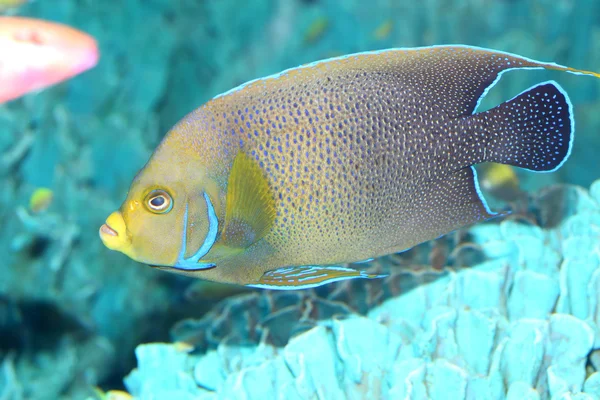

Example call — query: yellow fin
[221,152,276,248]
[203,243,244,263]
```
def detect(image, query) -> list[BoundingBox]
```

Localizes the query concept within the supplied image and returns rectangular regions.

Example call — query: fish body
[0,17,98,104]
[100,45,599,289]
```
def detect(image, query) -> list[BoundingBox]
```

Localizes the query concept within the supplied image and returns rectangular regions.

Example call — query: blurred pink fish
[0,16,99,104]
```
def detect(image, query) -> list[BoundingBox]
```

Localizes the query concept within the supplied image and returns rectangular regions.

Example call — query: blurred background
[1,0,600,399]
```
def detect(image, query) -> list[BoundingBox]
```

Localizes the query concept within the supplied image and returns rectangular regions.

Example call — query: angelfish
[99,45,599,290]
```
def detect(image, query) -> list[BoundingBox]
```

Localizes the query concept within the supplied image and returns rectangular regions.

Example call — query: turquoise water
[1,1,600,399]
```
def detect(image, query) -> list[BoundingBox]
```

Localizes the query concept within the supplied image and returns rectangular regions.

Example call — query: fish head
[99,137,220,268]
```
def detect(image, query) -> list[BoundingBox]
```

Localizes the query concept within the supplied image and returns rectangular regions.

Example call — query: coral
[124,178,600,399]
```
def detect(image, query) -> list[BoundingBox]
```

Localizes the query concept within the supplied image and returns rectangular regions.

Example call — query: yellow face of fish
[99,139,220,269]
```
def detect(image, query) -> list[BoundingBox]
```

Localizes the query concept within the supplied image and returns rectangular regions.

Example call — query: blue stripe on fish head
[174,192,219,271]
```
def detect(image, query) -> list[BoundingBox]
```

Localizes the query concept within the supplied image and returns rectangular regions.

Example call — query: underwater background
[2,0,600,399]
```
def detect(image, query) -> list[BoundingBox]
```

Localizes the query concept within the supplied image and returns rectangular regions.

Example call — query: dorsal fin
[213,45,600,119]
[219,151,276,250]
[387,45,600,117]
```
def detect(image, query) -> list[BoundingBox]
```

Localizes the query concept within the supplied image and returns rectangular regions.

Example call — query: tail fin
[474,80,574,172]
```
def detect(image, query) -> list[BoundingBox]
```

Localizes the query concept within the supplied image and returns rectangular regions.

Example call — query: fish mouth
[99,211,132,253]
[100,223,117,237]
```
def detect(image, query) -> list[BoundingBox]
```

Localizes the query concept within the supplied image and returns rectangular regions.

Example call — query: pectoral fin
[247,265,387,290]
[220,152,276,249]
[202,242,244,263]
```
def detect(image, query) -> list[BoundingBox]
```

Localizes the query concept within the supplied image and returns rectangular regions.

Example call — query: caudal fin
[474,80,574,172]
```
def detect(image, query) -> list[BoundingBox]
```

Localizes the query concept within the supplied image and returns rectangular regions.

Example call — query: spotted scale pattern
[170,46,577,271]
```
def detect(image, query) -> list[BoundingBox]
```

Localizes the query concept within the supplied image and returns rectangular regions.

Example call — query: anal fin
[247,265,387,290]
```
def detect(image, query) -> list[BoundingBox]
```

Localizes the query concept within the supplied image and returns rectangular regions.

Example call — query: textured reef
[2,0,600,399]
[124,179,600,399]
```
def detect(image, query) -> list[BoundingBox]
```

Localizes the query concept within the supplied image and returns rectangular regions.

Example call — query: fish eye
[145,190,173,214]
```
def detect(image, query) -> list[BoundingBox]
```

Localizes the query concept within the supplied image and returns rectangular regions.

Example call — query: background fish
[100,45,599,290]
[479,162,528,206]
[0,16,99,104]
[0,0,28,13]
[29,187,53,213]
